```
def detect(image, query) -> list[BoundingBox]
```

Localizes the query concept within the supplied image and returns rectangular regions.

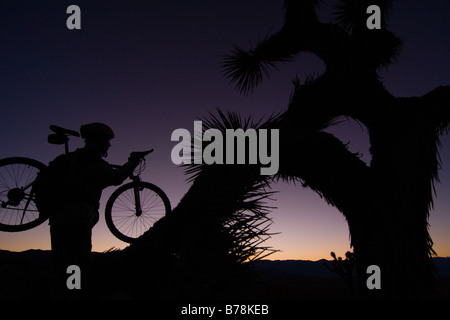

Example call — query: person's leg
[50,224,92,296]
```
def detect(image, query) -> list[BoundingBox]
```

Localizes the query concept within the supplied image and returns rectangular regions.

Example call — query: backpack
[33,153,75,219]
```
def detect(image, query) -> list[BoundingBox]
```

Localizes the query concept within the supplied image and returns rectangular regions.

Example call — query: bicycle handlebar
[110,149,154,170]
[130,149,153,158]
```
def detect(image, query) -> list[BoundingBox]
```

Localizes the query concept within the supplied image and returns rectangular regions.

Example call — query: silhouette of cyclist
[49,122,141,288]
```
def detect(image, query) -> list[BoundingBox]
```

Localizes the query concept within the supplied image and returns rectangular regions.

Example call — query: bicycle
[0,125,171,243]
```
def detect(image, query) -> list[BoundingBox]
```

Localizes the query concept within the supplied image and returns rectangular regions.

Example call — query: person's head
[80,122,115,157]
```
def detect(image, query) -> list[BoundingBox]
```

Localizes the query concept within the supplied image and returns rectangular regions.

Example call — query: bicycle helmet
[80,122,115,140]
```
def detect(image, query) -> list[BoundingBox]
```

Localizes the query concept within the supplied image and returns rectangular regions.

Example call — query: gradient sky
[1,0,449,260]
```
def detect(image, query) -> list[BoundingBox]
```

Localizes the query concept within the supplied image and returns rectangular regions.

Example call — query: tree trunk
[278,93,442,298]
[351,208,436,299]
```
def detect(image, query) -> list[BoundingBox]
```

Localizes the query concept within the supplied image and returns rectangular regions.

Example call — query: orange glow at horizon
[2,214,449,261]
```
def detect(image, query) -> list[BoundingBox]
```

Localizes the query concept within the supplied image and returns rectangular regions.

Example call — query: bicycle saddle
[49,125,80,137]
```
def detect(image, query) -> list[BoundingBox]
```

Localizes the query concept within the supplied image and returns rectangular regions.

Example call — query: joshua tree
[324,251,356,297]
[88,111,281,299]
[88,0,448,300]
[222,0,450,298]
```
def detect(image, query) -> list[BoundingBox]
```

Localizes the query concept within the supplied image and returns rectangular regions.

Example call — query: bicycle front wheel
[105,181,171,243]
[0,157,47,232]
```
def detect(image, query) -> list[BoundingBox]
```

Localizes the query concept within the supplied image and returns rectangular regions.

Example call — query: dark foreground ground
[1,249,449,300]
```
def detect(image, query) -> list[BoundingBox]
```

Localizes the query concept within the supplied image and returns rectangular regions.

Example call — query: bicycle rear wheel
[0,157,47,232]
[105,181,171,243]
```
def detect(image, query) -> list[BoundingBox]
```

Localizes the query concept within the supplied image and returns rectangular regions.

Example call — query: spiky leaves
[334,0,394,33]
[222,0,322,95]
[222,44,295,95]
[224,180,279,263]
[332,0,402,70]
[223,0,402,95]
[222,45,270,95]
[184,108,282,182]
[182,109,282,263]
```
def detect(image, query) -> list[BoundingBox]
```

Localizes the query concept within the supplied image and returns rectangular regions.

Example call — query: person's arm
[97,153,142,187]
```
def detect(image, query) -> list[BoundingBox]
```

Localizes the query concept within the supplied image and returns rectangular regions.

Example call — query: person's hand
[128,152,142,165]
[129,150,153,161]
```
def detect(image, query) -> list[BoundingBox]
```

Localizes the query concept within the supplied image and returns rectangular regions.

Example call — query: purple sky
[1,0,449,260]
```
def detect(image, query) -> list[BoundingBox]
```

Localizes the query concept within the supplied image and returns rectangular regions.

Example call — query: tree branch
[278,127,372,221]
[422,86,450,134]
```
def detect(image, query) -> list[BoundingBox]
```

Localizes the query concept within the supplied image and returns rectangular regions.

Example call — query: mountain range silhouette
[1,249,449,299]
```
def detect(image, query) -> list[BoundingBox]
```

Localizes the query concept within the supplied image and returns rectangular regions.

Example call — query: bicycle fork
[131,177,143,217]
